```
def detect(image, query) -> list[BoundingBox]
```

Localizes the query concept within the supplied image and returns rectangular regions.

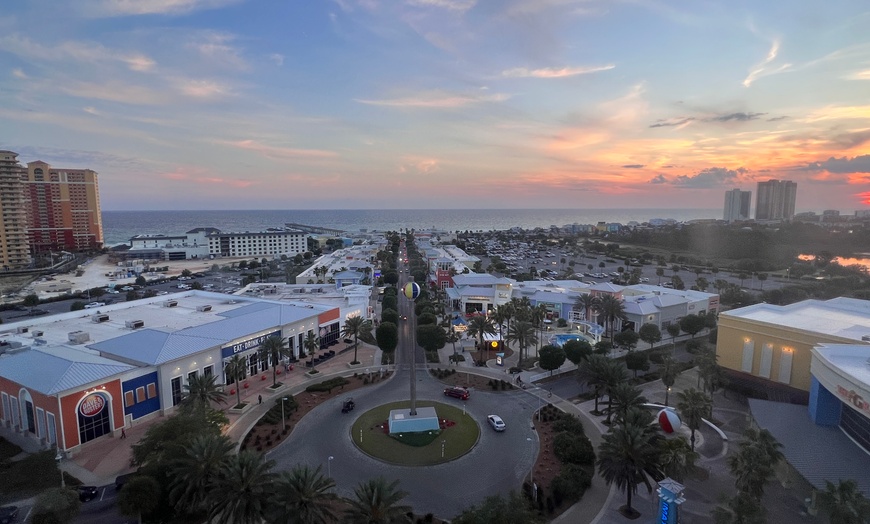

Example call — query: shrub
[305,377,350,393]
[553,432,595,466]
[552,414,585,436]
[551,464,592,502]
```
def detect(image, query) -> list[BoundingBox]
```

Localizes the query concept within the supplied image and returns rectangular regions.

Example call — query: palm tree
[258,335,293,387]
[169,434,234,514]
[608,383,647,425]
[225,354,246,408]
[577,354,612,414]
[466,314,496,361]
[506,320,537,366]
[727,427,784,500]
[597,422,658,516]
[659,355,680,406]
[344,477,412,524]
[181,373,227,413]
[268,465,339,524]
[498,302,515,340]
[304,332,321,370]
[207,450,277,524]
[492,307,508,344]
[574,293,598,323]
[342,315,371,365]
[599,295,626,339]
[676,388,711,451]
[530,304,548,357]
[656,436,698,482]
[817,479,870,524]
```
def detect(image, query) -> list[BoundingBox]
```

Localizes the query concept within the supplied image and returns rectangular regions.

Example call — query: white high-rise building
[723,189,751,223]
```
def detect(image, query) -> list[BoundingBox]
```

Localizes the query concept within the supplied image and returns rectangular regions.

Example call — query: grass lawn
[351,401,480,466]
[0,450,71,503]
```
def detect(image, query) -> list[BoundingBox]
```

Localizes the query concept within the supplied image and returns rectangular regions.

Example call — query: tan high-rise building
[23,160,103,253]
[0,151,31,269]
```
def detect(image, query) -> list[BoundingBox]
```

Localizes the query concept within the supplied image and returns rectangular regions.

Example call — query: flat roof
[813,344,870,387]
[722,298,870,341]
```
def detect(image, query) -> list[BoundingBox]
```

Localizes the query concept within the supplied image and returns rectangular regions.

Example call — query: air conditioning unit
[68,331,90,344]
[196,305,212,312]
[31,330,43,338]
[163,300,178,308]
[16,326,28,334]
[91,314,110,323]
[125,319,145,329]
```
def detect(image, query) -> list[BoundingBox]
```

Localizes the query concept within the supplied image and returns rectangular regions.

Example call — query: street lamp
[281,397,288,430]
[441,440,446,458]
[55,451,65,488]
[327,455,334,477]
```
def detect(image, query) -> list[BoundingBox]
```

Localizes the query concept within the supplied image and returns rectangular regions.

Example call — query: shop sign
[221,330,281,358]
[80,394,105,417]
[836,385,870,415]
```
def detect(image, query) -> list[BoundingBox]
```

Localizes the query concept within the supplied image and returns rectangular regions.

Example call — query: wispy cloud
[803,105,870,123]
[622,164,644,169]
[406,0,477,12]
[227,139,339,160]
[649,117,694,129]
[0,34,156,72]
[501,64,615,79]
[355,91,509,108]
[188,31,247,70]
[846,70,870,80]
[83,0,244,17]
[268,53,284,66]
[743,39,791,87]
[11,68,27,79]
[399,156,440,174]
[172,78,233,99]
[707,112,766,122]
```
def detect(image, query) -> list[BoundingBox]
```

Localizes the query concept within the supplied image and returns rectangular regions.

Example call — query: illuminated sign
[837,386,870,415]
[660,500,670,524]
[79,394,106,417]
[221,330,281,358]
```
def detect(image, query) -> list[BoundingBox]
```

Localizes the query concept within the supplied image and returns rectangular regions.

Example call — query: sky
[1,0,869,212]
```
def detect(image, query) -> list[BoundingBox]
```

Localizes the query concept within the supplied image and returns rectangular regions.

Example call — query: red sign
[79,394,106,417]
[837,386,870,415]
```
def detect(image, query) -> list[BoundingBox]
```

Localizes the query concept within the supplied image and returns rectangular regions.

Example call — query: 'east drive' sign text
[221,330,281,358]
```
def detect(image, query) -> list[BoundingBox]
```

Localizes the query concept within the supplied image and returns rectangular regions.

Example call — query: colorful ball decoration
[403,282,421,300]
[657,409,681,434]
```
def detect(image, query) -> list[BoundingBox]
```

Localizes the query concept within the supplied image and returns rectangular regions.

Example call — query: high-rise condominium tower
[723,189,751,223]
[23,160,104,253]
[0,151,31,269]
[755,180,797,220]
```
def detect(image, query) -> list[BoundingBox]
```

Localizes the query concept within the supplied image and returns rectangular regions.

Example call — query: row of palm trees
[124,432,414,524]
[465,298,558,365]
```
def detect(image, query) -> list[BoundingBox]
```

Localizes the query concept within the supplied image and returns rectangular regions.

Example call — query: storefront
[809,343,870,452]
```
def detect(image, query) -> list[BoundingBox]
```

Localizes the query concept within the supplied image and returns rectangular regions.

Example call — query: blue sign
[660,500,669,524]
[221,330,281,358]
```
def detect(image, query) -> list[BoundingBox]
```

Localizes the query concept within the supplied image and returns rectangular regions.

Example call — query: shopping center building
[0,291,347,454]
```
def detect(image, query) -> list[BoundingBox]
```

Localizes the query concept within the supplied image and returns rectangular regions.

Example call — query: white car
[84,302,105,309]
[487,415,506,432]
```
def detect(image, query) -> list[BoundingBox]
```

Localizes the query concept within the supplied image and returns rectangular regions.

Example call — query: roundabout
[351,400,480,466]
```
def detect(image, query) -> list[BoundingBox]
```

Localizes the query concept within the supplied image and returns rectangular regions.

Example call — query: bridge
[284,223,347,235]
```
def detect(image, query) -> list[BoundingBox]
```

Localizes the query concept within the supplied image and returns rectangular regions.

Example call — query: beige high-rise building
[23,160,103,253]
[0,151,31,269]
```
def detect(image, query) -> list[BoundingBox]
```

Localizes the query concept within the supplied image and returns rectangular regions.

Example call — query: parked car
[487,414,506,432]
[84,302,105,309]
[77,485,99,502]
[0,506,19,524]
[444,386,470,400]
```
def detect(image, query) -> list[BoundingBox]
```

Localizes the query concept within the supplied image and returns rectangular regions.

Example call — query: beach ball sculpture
[657,409,682,434]
[403,282,421,301]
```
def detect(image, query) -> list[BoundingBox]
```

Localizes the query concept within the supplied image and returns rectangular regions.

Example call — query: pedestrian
[120,427,126,439]
[258,394,262,405]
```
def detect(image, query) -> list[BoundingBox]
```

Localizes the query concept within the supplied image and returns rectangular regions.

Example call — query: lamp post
[441,440,446,459]
[327,455,334,478]
[281,397,288,430]
[55,451,65,488]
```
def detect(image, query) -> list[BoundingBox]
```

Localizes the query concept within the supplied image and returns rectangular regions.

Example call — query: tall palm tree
[506,320,537,366]
[573,293,599,323]
[498,302,515,341]
[466,314,496,361]
[597,422,658,516]
[599,294,626,339]
[344,477,412,524]
[259,335,292,387]
[603,360,629,425]
[268,465,339,524]
[656,436,698,482]
[659,355,680,406]
[181,373,227,413]
[342,315,371,365]
[492,307,508,345]
[304,332,321,370]
[727,427,784,499]
[169,434,234,514]
[207,450,276,524]
[818,479,870,524]
[530,304,549,357]
[676,388,711,451]
[577,354,611,414]
[225,354,246,407]
[608,383,647,426]
[118,475,162,524]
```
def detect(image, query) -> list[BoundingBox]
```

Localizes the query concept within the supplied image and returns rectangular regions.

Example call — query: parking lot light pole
[281,397,288,430]
[55,451,65,488]
[327,455,334,478]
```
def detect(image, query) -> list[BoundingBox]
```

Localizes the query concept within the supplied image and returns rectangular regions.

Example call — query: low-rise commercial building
[125,227,308,261]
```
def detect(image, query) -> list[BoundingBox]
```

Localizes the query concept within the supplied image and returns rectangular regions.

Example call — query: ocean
[101,208,719,246]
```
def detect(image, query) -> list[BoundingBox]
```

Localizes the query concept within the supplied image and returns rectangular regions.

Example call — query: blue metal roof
[0,347,133,395]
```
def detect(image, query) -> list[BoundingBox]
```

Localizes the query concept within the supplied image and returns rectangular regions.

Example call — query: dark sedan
[77,485,99,502]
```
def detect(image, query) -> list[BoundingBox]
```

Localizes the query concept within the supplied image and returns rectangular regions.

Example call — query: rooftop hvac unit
[16,326,28,334]
[68,331,90,344]
[125,319,145,329]
[91,314,110,323]
[863,335,870,342]
[196,305,213,312]
[31,330,43,338]
[163,300,178,308]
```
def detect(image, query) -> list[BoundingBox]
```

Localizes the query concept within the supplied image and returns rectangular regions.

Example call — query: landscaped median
[351,401,480,466]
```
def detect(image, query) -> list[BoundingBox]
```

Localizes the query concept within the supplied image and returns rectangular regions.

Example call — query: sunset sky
[1,0,869,212]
